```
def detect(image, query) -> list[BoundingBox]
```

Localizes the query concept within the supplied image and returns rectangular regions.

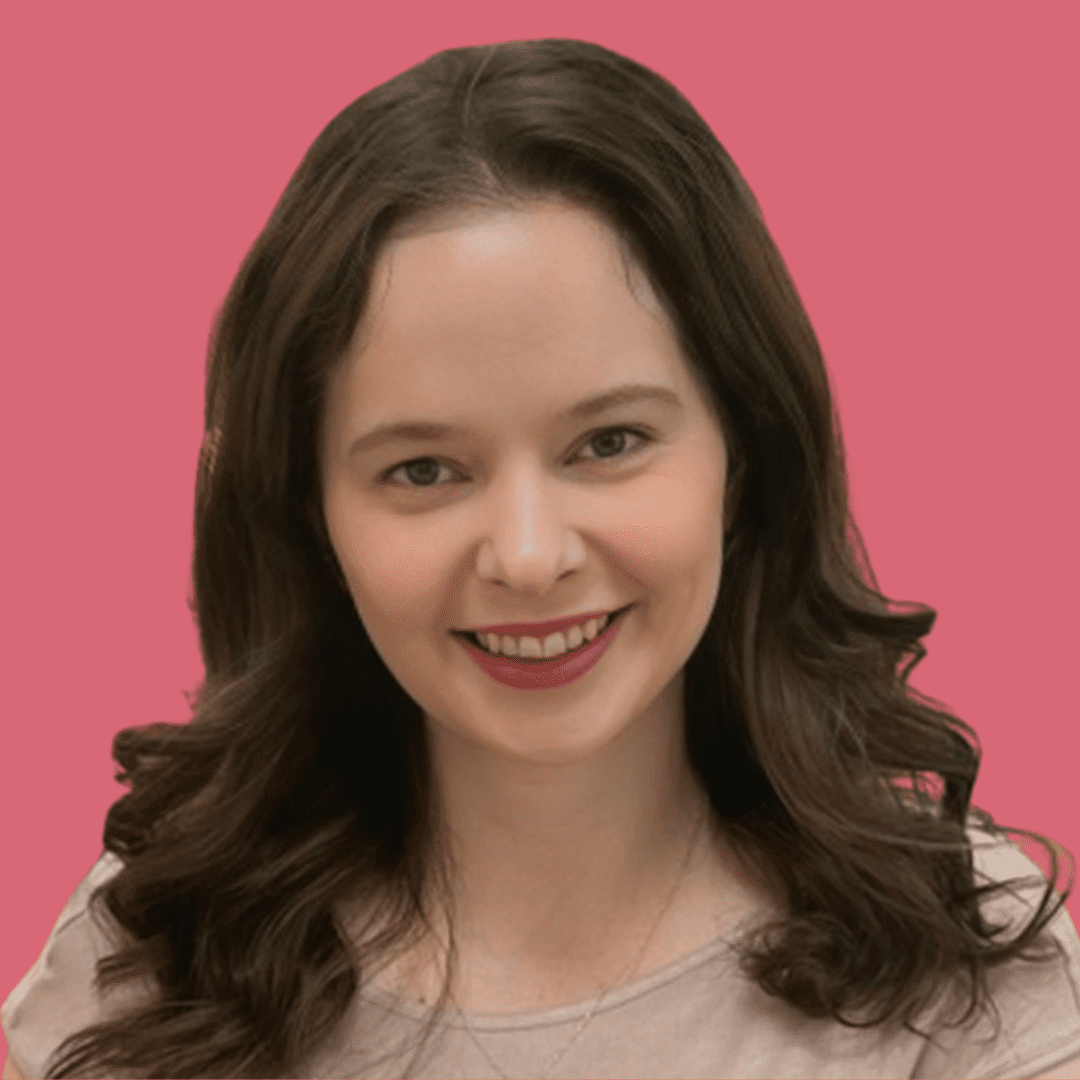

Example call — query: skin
[319,198,766,1013]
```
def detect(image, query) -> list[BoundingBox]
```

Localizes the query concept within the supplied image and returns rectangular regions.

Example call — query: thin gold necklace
[451,802,709,1080]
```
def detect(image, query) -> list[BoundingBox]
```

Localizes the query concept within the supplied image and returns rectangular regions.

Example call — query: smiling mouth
[450,603,634,662]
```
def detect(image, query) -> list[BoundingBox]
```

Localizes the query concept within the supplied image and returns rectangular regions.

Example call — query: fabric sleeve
[912,825,1080,1079]
[1,851,150,1080]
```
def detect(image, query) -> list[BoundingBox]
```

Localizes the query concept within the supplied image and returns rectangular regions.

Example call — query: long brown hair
[48,38,1072,1078]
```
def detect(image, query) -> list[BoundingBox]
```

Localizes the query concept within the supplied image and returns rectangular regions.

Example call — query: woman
[3,38,1078,1080]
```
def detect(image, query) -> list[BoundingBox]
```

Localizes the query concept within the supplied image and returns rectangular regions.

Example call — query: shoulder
[911,820,1080,1079]
[1,1054,27,1079]
[1028,1052,1080,1079]
[1,1054,28,1079]
[0,851,139,1080]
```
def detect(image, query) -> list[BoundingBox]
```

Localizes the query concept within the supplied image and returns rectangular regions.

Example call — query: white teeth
[473,611,618,658]
[542,631,568,658]
[518,636,544,659]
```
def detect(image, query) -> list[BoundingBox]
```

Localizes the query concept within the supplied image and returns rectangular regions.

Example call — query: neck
[422,676,713,969]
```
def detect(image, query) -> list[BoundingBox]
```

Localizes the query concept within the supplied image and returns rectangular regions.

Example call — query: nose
[474,461,587,593]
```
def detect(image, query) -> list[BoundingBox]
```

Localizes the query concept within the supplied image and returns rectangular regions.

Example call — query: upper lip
[456,604,631,639]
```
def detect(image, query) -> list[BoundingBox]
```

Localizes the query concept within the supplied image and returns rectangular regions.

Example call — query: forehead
[388,201,657,312]
[336,201,687,400]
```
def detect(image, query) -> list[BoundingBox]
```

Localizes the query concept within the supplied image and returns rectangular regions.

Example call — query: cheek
[606,467,724,581]
[333,512,448,636]
[605,467,723,664]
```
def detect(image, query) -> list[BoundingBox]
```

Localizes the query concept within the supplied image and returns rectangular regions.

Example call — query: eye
[379,426,654,492]
[381,458,464,489]
[573,426,653,464]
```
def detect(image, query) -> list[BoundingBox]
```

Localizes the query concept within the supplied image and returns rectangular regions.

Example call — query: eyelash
[379,426,655,492]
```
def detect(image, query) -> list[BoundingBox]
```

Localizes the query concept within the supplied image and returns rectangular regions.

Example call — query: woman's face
[321,200,729,764]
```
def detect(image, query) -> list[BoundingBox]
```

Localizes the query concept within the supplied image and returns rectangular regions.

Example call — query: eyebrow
[347,382,684,458]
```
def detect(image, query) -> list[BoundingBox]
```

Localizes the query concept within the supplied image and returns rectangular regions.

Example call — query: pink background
[3,0,1077,1052]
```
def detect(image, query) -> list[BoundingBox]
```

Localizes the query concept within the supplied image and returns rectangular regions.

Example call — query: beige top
[4,826,1080,1079]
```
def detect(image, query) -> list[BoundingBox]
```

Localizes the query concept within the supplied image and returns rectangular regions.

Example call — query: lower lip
[453,606,633,690]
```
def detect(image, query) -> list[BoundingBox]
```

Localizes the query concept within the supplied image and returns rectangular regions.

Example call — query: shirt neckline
[358,924,745,1032]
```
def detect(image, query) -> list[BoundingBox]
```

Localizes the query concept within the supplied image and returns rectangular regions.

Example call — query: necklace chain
[451,802,709,1080]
